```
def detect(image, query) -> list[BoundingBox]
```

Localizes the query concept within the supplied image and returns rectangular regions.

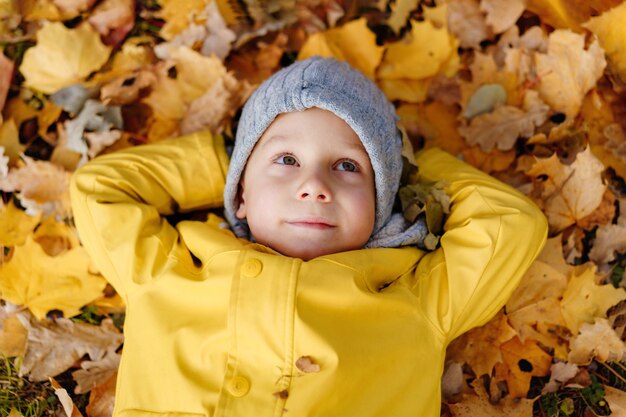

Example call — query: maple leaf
[480,0,525,34]
[496,336,552,398]
[32,217,81,256]
[560,264,626,335]
[298,17,384,79]
[0,236,106,320]
[583,2,626,84]
[17,313,123,381]
[0,200,41,247]
[157,0,207,41]
[568,318,626,364]
[386,0,419,33]
[20,22,112,94]
[526,148,606,232]
[534,29,606,119]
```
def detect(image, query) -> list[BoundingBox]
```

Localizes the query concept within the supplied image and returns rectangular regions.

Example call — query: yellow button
[241,258,263,278]
[228,375,250,397]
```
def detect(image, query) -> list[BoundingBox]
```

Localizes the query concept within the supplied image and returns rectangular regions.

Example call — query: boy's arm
[412,148,548,343]
[69,132,230,299]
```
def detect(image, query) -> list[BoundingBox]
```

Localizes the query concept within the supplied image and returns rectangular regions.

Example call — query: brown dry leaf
[561,264,626,335]
[480,0,525,35]
[461,147,516,173]
[101,70,157,106]
[447,376,534,417]
[0,305,28,357]
[589,220,626,264]
[446,0,491,49]
[568,318,626,364]
[20,22,112,94]
[180,72,252,135]
[73,349,120,394]
[542,362,579,393]
[458,93,549,152]
[0,236,107,320]
[86,372,117,417]
[0,200,41,247]
[498,336,552,398]
[18,314,123,381]
[88,0,134,46]
[298,17,384,79]
[295,356,321,373]
[0,155,72,218]
[50,377,84,417]
[534,29,606,119]
[525,148,606,232]
[446,311,517,378]
[226,32,288,85]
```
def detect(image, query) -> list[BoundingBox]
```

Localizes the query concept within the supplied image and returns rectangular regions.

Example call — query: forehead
[257,108,368,154]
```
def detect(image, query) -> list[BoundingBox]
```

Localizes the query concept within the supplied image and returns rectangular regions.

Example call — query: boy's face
[236,107,376,261]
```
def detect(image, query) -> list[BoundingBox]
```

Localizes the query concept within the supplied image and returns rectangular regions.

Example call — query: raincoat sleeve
[69,132,230,299]
[412,147,548,343]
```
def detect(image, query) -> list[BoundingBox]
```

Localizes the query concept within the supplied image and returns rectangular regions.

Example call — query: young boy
[70,57,548,417]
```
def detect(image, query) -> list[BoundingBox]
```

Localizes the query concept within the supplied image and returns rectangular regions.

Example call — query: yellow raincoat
[70,132,547,417]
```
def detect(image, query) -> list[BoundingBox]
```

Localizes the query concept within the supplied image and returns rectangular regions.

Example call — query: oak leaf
[17,313,123,381]
[534,29,606,119]
[526,148,606,232]
[72,349,120,394]
[298,17,384,79]
[20,22,112,94]
[0,236,106,320]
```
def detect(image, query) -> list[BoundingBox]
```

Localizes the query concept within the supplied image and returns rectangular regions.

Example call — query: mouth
[287,217,336,230]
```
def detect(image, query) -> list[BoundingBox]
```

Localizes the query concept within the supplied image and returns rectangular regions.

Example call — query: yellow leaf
[461,147,516,173]
[584,3,626,83]
[0,200,41,247]
[526,0,622,31]
[386,0,419,34]
[0,236,106,319]
[0,119,26,165]
[0,313,27,357]
[535,29,606,119]
[378,19,456,80]
[561,264,626,335]
[33,217,80,256]
[20,22,112,94]
[298,18,384,79]
[157,0,207,41]
[21,0,63,21]
[377,78,430,103]
[498,337,552,398]
[526,148,606,232]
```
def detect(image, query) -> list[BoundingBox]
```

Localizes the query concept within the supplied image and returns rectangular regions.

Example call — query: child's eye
[336,160,358,172]
[276,154,298,166]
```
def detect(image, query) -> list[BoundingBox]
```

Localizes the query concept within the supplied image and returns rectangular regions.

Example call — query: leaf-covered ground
[1,0,626,416]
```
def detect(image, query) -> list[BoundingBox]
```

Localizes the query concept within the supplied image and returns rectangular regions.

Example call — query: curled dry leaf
[480,0,525,34]
[526,148,606,232]
[541,362,579,394]
[73,349,121,394]
[446,0,491,49]
[17,314,123,381]
[295,356,321,373]
[88,0,135,46]
[86,372,117,417]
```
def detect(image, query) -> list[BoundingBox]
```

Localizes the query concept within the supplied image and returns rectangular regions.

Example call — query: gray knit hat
[223,56,426,247]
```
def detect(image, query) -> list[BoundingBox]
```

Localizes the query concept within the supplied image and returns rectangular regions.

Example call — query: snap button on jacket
[70,132,548,417]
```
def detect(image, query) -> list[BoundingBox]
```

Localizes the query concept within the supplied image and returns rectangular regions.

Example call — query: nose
[297,171,332,202]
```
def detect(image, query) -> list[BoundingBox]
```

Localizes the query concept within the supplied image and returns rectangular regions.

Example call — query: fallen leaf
[560,264,626,335]
[378,19,458,81]
[157,0,207,41]
[0,310,28,357]
[0,119,26,165]
[64,99,123,158]
[180,72,252,135]
[87,0,135,46]
[20,22,112,94]
[463,83,507,119]
[298,17,384,79]
[18,314,123,381]
[0,155,72,218]
[584,3,626,83]
[480,0,525,34]
[461,147,516,173]
[52,0,95,18]
[568,318,626,364]
[525,148,606,232]
[32,217,81,256]
[386,0,419,33]
[0,200,41,247]
[497,336,552,398]
[85,372,117,417]
[542,362,579,393]
[295,356,321,373]
[447,376,534,416]
[441,361,464,403]
[446,311,517,378]
[605,386,626,417]
[535,29,606,119]
[0,52,14,114]
[50,377,84,417]
[0,236,107,320]
[100,70,157,106]
[72,349,120,394]
[446,0,490,49]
